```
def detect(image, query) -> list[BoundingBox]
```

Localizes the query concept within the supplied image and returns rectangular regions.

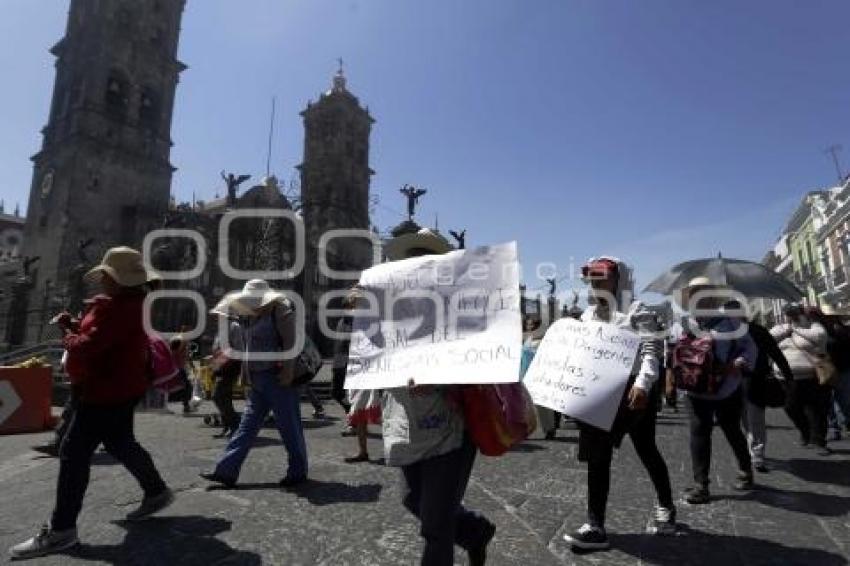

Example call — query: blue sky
[1,0,848,297]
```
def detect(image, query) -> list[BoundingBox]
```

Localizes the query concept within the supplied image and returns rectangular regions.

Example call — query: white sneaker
[647,505,677,535]
[9,524,79,560]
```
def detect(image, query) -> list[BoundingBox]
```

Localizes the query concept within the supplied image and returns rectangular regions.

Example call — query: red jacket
[64,293,149,405]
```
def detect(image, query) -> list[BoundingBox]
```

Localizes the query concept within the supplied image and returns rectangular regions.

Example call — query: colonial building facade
[761,176,850,319]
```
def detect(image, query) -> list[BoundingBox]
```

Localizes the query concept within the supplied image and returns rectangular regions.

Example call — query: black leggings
[785,377,831,447]
[580,404,673,528]
[687,389,752,486]
[332,367,351,413]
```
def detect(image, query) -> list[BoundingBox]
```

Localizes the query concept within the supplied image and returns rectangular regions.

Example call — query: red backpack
[461,383,537,457]
[672,333,723,395]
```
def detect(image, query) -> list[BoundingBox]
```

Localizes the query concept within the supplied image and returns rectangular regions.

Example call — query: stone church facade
[8,0,375,353]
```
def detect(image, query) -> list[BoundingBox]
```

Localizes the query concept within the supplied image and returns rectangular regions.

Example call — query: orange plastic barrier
[0,367,54,435]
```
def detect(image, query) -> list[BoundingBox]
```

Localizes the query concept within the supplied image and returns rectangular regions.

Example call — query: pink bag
[147,335,181,392]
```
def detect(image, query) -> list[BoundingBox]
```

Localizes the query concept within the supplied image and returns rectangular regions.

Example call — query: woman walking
[11,247,173,560]
[564,256,676,551]
[771,304,832,455]
[200,279,308,488]
[377,228,496,566]
[675,277,757,505]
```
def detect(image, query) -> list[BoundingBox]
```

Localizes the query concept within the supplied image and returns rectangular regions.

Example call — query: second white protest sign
[523,317,641,431]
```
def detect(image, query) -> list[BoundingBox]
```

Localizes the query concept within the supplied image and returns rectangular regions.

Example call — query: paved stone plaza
[1,396,848,565]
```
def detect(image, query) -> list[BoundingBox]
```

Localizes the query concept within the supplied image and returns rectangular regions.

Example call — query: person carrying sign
[563,257,676,552]
[379,228,496,566]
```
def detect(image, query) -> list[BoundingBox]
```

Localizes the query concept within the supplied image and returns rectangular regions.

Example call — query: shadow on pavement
[69,516,262,565]
[300,420,336,430]
[290,479,382,506]
[782,457,850,488]
[545,436,579,444]
[612,525,849,566]
[510,442,548,453]
[721,484,850,517]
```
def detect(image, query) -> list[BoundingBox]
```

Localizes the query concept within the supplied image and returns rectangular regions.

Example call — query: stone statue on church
[221,171,252,207]
[449,229,466,250]
[546,277,557,297]
[400,184,427,220]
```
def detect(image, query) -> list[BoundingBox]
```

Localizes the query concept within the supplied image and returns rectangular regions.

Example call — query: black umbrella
[643,257,803,301]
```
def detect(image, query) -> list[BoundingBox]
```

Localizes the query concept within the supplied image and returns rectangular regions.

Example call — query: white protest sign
[523,317,640,431]
[344,241,522,389]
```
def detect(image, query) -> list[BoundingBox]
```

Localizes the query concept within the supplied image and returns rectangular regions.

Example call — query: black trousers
[53,393,78,446]
[401,437,491,566]
[580,400,673,528]
[785,377,830,447]
[168,368,193,409]
[51,399,167,530]
[687,388,752,487]
[331,367,352,413]
[212,373,239,430]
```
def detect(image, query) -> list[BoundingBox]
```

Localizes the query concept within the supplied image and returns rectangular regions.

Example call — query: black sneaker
[32,444,60,458]
[279,476,307,489]
[468,520,496,566]
[733,472,754,491]
[647,505,677,535]
[126,488,175,521]
[199,471,237,489]
[816,446,833,457]
[754,462,769,474]
[684,485,711,505]
[564,524,609,551]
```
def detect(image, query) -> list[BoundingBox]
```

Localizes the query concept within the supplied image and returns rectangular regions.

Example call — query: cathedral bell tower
[20,0,186,321]
[298,65,374,350]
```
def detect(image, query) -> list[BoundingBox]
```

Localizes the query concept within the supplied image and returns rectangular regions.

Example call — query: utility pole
[266,97,276,177]
[825,144,845,184]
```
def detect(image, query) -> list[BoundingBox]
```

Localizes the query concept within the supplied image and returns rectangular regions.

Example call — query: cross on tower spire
[332,57,347,92]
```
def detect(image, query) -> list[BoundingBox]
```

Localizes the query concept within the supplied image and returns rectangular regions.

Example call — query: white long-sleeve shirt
[581,302,660,392]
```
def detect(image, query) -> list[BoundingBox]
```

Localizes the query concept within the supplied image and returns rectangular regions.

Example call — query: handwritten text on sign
[523,318,640,431]
[344,242,521,389]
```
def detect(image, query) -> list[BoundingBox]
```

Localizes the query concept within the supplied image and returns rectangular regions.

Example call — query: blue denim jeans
[215,370,308,481]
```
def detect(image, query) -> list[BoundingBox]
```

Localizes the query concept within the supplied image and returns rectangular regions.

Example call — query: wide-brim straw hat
[83,246,156,287]
[211,279,288,316]
[384,228,453,261]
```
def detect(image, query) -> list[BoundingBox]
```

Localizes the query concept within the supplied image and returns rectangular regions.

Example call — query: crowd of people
[8,236,850,564]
